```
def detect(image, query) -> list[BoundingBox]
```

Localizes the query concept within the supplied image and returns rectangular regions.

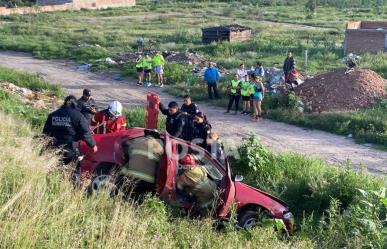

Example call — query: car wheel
[237,208,271,229]
[88,174,118,197]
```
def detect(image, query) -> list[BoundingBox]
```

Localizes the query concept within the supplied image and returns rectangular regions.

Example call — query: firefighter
[176,154,218,215]
[77,88,97,125]
[92,101,127,134]
[159,101,186,139]
[43,95,97,164]
[120,135,164,194]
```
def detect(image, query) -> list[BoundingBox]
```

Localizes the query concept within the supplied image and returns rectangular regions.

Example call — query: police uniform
[77,97,97,125]
[181,103,199,116]
[43,104,96,164]
[159,103,186,139]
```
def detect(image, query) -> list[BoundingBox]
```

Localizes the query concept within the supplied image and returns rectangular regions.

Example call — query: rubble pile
[116,51,207,66]
[0,82,60,109]
[295,69,387,112]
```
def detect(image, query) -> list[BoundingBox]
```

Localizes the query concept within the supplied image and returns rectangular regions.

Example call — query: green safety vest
[142,58,153,70]
[136,57,144,68]
[230,80,240,94]
[153,54,164,66]
[240,81,250,96]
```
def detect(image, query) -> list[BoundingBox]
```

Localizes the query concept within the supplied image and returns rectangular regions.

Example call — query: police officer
[77,88,97,125]
[159,101,186,139]
[181,95,200,116]
[43,95,97,164]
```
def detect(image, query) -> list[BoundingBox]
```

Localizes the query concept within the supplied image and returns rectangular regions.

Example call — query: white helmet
[108,101,123,118]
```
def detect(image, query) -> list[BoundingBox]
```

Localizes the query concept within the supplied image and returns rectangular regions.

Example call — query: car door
[157,132,177,202]
[216,158,235,218]
[170,140,236,217]
[146,92,160,129]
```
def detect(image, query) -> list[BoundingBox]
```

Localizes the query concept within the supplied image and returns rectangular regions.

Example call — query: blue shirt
[204,67,220,84]
[254,66,265,78]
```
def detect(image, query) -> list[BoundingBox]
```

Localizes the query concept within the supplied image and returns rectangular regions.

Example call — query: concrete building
[344,21,387,54]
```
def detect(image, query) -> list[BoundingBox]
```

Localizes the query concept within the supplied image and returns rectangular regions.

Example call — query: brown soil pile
[295,69,387,112]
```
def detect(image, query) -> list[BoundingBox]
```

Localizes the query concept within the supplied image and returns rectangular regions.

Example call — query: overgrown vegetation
[0,1,386,76]
[0,106,386,248]
[0,112,315,249]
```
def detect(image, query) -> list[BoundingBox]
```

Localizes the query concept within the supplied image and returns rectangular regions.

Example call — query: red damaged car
[79,94,294,230]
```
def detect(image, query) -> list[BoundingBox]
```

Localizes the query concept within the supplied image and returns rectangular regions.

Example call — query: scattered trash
[112,74,122,81]
[77,63,92,71]
[116,50,208,67]
[0,82,61,109]
[105,57,117,65]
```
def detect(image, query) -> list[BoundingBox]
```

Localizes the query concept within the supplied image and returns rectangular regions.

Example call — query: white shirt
[237,69,248,80]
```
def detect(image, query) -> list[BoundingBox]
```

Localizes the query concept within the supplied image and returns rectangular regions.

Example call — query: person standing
[159,101,186,139]
[254,62,265,78]
[153,51,165,87]
[92,101,127,134]
[77,88,97,125]
[251,76,265,121]
[237,63,248,81]
[283,52,295,83]
[192,112,212,148]
[135,55,144,86]
[240,75,251,115]
[143,54,153,86]
[225,74,241,114]
[181,95,199,116]
[204,62,220,99]
[43,95,97,164]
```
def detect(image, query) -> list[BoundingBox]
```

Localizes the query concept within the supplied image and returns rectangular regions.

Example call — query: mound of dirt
[295,69,387,112]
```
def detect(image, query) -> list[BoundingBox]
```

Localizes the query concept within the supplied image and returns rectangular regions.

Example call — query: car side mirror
[233,175,244,182]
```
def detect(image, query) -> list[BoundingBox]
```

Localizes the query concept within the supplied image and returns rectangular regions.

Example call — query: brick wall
[0,0,135,15]
[345,30,387,54]
[360,21,387,30]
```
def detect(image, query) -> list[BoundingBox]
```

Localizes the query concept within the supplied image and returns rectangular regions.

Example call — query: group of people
[209,52,296,121]
[43,88,127,164]
[135,51,165,87]
[159,95,224,162]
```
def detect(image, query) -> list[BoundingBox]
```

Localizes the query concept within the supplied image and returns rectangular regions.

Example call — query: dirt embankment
[296,69,387,112]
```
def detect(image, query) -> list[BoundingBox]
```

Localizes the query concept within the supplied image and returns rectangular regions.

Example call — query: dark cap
[83,88,91,96]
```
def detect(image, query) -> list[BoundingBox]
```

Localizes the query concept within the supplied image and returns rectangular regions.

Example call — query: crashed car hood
[235,182,289,208]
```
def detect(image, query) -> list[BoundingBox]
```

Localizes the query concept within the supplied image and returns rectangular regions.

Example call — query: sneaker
[244,112,250,115]
[159,84,164,88]
[241,111,245,114]
[224,111,230,114]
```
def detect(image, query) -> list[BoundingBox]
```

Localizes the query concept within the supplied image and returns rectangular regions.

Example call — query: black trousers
[227,94,241,112]
[207,83,220,99]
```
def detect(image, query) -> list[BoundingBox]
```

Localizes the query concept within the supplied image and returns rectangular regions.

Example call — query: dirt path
[0,51,385,174]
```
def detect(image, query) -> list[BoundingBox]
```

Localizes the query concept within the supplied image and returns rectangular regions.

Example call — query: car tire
[87,163,118,197]
[237,208,271,230]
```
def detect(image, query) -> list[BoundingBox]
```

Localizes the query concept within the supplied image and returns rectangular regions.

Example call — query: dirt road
[0,51,386,174]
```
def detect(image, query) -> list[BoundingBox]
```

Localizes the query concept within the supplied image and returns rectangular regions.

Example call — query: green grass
[0,1,386,77]
[0,111,315,249]
[0,66,62,97]
[0,70,385,247]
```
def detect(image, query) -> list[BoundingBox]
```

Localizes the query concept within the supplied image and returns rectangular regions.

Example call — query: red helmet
[179,154,196,166]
